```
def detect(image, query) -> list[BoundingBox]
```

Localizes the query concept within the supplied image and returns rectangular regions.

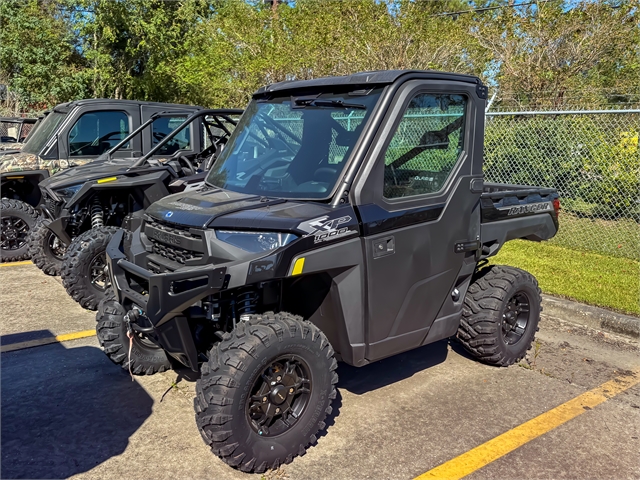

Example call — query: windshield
[205,88,383,199]
[21,111,67,155]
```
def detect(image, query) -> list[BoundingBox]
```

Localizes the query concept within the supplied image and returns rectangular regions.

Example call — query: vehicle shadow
[1,330,153,479]
[337,339,450,395]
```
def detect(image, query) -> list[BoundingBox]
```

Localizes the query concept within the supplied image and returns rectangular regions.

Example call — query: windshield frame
[20,110,68,155]
[204,87,385,201]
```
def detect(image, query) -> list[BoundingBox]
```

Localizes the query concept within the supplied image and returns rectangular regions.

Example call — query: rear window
[152,116,190,155]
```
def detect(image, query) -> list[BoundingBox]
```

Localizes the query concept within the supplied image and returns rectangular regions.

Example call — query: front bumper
[106,229,228,370]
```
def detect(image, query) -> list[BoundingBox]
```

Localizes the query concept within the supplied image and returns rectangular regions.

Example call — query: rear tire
[195,312,338,473]
[29,219,66,276]
[457,265,541,367]
[0,199,39,262]
[62,226,121,311]
[96,298,171,375]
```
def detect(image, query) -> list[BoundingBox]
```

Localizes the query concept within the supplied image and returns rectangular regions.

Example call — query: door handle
[373,236,395,258]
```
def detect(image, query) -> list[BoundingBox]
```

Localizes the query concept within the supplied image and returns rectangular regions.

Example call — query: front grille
[150,241,203,264]
[145,218,204,265]
[146,218,199,239]
[42,191,62,217]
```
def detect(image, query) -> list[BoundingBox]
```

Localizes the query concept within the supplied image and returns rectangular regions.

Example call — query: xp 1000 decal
[298,215,358,244]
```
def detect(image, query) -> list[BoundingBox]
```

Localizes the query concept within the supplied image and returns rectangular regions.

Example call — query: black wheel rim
[89,253,110,291]
[246,354,312,437]
[1,216,30,251]
[47,232,66,260]
[502,291,531,345]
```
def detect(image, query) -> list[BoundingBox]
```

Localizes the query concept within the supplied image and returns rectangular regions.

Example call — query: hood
[40,157,136,190]
[146,187,347,233]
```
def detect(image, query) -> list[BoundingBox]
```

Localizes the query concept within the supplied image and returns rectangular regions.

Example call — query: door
[354,81,483,361]
[60,106,138,161]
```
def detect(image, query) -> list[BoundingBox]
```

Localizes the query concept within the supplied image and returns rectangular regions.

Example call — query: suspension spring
[90,197,104,228]
[236,289,259,318]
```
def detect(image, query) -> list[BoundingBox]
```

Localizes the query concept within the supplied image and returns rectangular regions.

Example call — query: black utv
[0,99,203,263]
[99,70,560,473]
[30,109,241,309]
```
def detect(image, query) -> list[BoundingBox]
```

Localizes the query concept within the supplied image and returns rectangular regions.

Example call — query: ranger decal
[499,201,553,216]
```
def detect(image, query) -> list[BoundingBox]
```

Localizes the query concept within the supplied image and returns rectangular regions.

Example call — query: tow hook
[124,306,154,334]
[123,306,147,381]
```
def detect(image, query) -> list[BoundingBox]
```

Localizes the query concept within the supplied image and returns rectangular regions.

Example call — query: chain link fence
[484,109,639,261]
[271,106,639,261]
[0,119,35,143]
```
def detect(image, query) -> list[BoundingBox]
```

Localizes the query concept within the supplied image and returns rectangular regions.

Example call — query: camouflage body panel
[0,151,93,175]
[0,142,25,152]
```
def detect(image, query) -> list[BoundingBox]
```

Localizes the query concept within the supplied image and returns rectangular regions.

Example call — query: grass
[489,240,640,316]
[552,211,639,261]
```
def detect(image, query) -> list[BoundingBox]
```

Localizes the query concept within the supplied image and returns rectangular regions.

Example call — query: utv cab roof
[254,69,487,97]
[52,99,204,114]
[0,117,37,124]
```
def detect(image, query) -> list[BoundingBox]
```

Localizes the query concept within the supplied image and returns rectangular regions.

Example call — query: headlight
[55,184,83,199]
[215,230,298,253]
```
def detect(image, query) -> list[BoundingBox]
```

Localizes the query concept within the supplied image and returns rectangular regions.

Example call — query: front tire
[195,312,338,473]
[62,226,121,310]
[0,199,39,262]
[29,219,66,275]
[457,265,541,367]
[96,298,171,375]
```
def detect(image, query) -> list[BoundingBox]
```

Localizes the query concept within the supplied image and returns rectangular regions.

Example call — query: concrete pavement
[1,262,639,480]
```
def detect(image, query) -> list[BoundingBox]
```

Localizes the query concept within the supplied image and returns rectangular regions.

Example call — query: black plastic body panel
[46,214,72,245]
[479,182,559,257]
[0,169,49,208]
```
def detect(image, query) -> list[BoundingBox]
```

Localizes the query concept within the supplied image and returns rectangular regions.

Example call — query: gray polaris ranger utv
[99,70,560,473]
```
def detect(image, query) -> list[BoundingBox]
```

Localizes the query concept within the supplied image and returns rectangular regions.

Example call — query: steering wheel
[204,143,223,171]
[178,155,196,176]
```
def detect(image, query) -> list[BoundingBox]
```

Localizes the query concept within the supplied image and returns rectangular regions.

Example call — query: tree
[474,0,640,108]
[0,0,86,110]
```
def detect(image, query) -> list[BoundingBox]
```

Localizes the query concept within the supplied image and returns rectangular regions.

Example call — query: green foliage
[0,0,87,107]
[68,0,208,101]
[474,0,640,107]
[484,114,640,218]
[3,0,636,112]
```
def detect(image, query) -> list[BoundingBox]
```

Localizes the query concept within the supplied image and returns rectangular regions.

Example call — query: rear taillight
[553,198,561,216]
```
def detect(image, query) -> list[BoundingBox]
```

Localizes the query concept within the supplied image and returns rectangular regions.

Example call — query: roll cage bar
[103,108,244,167]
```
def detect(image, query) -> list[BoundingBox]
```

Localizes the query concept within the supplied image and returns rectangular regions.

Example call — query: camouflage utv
[0,99,203,262]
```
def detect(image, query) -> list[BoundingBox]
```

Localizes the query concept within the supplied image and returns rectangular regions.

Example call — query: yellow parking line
[415,371,640,480]
[0,261,32,268]
[1,329,97,353]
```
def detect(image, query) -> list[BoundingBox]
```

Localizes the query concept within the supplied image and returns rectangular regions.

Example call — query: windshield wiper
[294,99,366,110]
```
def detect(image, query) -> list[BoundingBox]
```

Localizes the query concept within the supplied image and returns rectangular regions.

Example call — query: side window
[69,111,129,157]
[152,116,190,155]
[383,93,467,199]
